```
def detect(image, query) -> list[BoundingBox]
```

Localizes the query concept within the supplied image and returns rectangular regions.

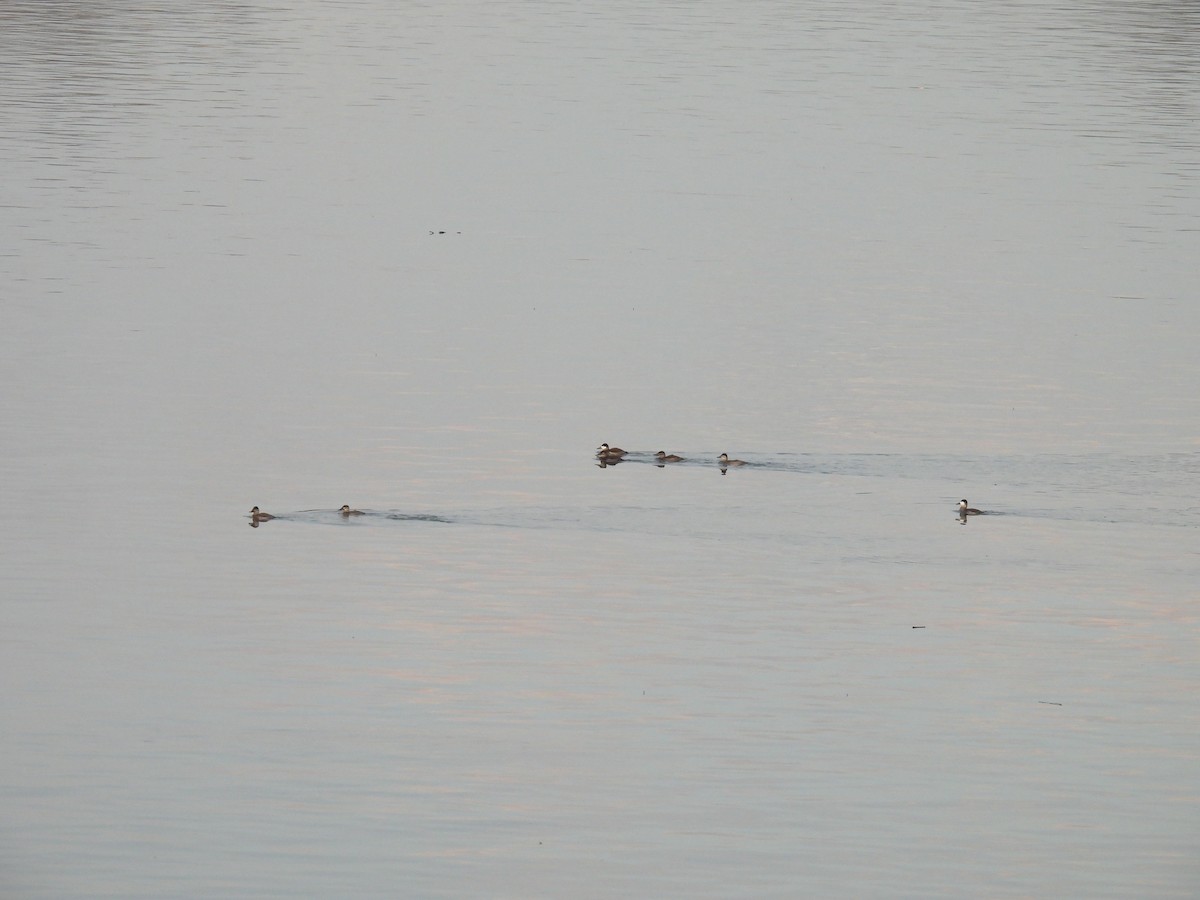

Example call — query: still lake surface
[2,1,1198,896]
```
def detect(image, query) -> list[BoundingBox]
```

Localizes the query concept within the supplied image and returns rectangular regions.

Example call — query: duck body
[249,506,275,521]
[958,499,983,516]
[596,443,627,458]
[718,453,746,467]
[339,505,365,517]
[655,451,684,462]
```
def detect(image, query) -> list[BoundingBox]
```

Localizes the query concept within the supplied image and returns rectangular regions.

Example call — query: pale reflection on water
[2,0,1198,897]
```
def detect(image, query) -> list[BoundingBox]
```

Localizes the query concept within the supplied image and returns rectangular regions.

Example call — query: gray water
[2,1,1198,897]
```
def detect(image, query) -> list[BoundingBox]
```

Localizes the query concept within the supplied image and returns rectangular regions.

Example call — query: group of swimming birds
[247,446,987,524]
[248,504,362,525]
[596,443,747,468]
[598,444,988,519]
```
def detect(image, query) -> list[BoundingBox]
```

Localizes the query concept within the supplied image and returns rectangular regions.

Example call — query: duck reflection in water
[596,455,624,468]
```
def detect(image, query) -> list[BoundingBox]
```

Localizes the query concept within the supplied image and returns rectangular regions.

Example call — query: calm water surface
[2,1,1198,897]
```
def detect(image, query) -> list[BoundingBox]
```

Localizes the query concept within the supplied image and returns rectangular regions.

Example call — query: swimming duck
[596,443,627,458]
[718,453,746,467]
[958,499,982,516]
[655,451,685,462]
[249,506,275,521]
[339,505,365,517]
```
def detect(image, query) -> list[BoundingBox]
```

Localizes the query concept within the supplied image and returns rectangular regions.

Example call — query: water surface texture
[2,1,1198,897]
